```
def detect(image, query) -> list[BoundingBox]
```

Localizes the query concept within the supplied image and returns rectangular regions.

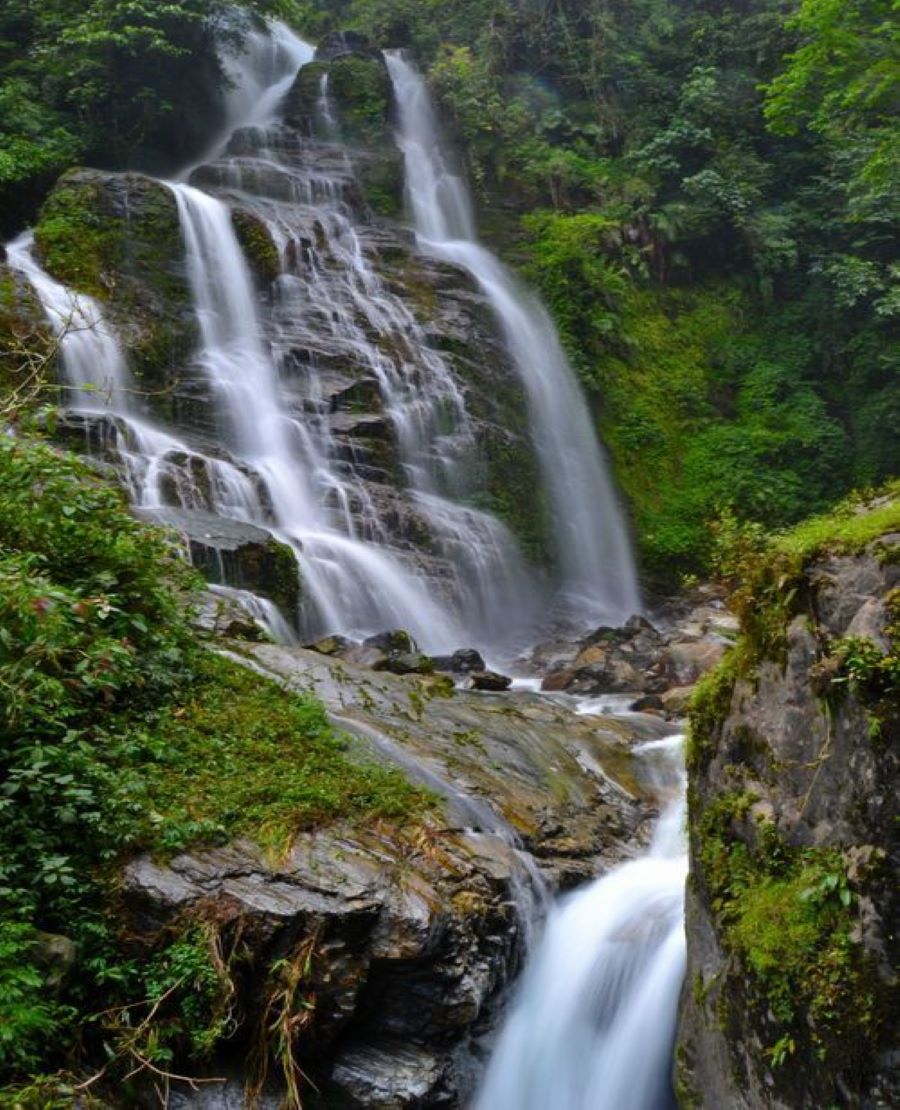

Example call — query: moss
[356,150,404,218]
[32,173,119,298]
[328,55,393,147]
[697,791,884,1066]
[686,650,743,772]
[32,169,195,409]
[142,652,431,858]
[232,208,281,284]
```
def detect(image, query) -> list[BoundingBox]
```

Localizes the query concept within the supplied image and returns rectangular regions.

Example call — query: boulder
[144,508,300,617]
[33,168,196,419]
[306,634,355,657]
[660,685,694,717]
[385,651,434,676]
[660,639,725,685]
[365,630,418,655]
[630,694,665,713]
[432,648,486,675]
[468,670,513,692]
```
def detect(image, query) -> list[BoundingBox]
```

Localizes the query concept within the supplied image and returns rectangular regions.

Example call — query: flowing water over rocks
[123,641,671,1106]
[474,734,687,1110]
[1,21,696,1107]
[7,21,637,654]
[385,53,641,627]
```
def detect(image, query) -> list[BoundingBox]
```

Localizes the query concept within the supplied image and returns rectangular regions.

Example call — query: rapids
[475,734,687,1110]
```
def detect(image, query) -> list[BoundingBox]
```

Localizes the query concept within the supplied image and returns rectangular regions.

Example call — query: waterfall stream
[386,54,641,626]
[475,734,687,1110]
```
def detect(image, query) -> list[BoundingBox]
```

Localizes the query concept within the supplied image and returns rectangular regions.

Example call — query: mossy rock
[33,168,196,416]
[355,149,405,219]
[284,53,393,148]
[231,208,281,285]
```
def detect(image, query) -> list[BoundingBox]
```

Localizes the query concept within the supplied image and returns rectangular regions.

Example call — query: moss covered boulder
[231,207,281,284]
[33,168,196,417]
[145,507,301,621]
[283,39,403,218]
[677,492,900,1108]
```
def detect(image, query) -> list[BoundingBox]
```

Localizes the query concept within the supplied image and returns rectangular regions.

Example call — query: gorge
[0,3,897,1108]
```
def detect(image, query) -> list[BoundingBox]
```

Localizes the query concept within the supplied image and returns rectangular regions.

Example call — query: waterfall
[475,734,687,1110]
[5,232,131,412]
[385,54,641,626]
[7,21,638,651]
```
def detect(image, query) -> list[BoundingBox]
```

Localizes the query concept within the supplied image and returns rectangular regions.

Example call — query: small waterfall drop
[386,54,641,626]
[5,232,130,411]
[475,734,687,1110]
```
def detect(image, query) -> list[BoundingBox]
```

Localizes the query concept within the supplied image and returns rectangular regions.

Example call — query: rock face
[33,168,196,420]
[677,533,899,1108]
[123,644,669,1107]
[143,507,301,616]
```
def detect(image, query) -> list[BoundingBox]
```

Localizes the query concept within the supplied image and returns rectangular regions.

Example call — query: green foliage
[0,1,303,232]
[0,923,72,1074]
[0,438,427,1087]
[698,792,881,1058]
[327,54,393,145]
[144,651,427,856]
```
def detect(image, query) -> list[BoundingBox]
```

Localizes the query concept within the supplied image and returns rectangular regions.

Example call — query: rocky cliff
[677,494,900,1108]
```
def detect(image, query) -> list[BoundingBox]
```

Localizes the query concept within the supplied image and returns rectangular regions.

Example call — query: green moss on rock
[33,168,196,413]
[231,208,281,284]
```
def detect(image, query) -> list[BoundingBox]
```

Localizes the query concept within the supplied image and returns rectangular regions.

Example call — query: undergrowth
[0,437,427,1096]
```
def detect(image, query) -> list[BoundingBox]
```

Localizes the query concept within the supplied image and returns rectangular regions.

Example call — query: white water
[386,54,641,626]
[7,23,638,654]
[5,232,130,411]
[475,734,687,1110]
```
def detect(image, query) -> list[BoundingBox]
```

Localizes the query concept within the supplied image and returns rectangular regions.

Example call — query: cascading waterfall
[386,54,641,625]
[6,21,536,651]
[167,177,468,647]
[5,232,131,412]
[475,734,687,1110]
[8,22,636,653]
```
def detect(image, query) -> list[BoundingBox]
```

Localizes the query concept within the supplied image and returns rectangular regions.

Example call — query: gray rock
[467,670,513,692]
[677,536,900,1108]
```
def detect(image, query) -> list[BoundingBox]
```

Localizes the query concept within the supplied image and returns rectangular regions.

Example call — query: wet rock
[467,670,512,692]
[33,168,196,420]
[660,685,694,717]
[328,1042,451,1108]
[432,648,486,675]
[343,643,391,669]
[630,694,665,713]
[365,630,418,654]
[385,651,434,676]
[307,634,355,657]
[315,30,378,62]
[193,588,269,641]
[143,507,300,617]
[660,639,725,685]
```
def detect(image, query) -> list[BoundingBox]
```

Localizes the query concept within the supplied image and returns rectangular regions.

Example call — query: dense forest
[3,0,898,581]
[1,1,898,1106]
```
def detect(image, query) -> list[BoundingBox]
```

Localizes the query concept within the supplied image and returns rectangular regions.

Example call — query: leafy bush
[0,439,426,1086]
